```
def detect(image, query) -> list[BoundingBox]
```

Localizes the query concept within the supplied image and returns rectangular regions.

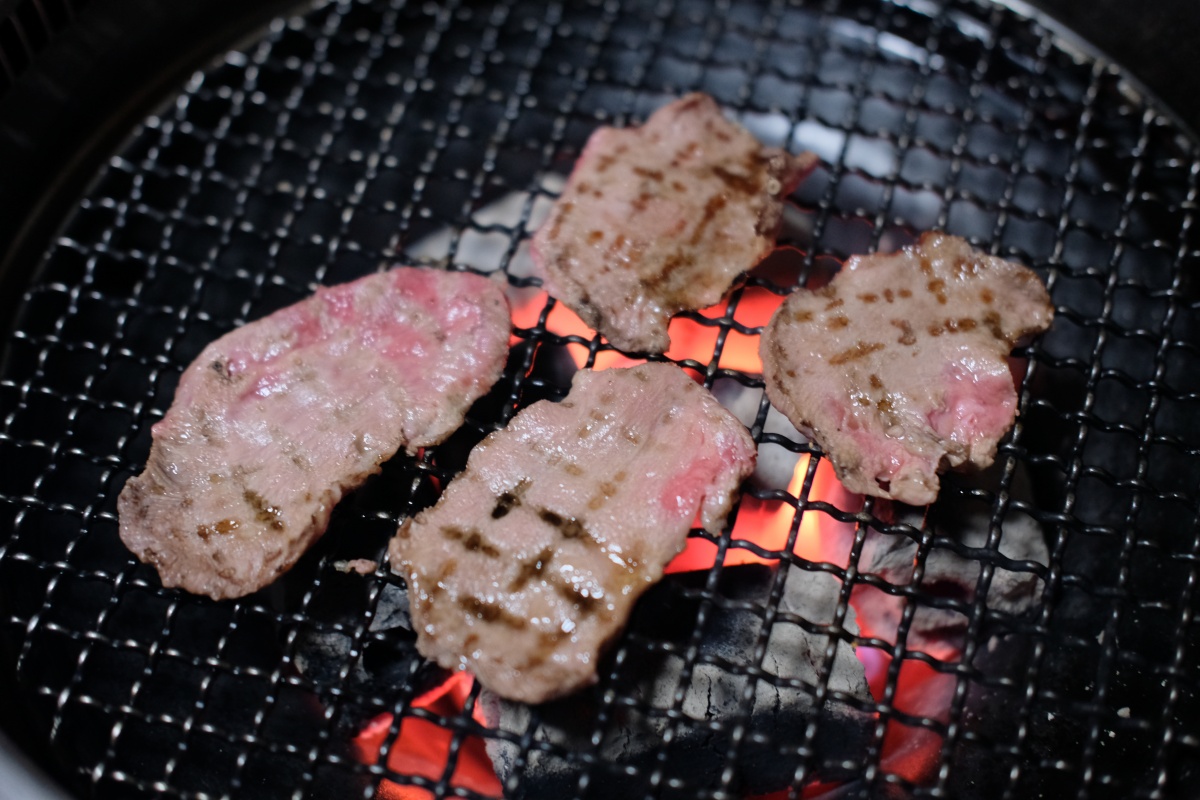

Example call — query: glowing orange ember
[720,285,784,373]
[883,659,955,784]
[665,453,852,573]
[508,288,550,338]
[861,648,956,786]
[353,672,502,799]
[510,283,786,375]
[666,314,720,366]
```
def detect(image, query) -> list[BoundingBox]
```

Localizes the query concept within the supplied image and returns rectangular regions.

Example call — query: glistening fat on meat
[118,267,511,600]
[760,233,1054,505]
[532,92,816,353]
[388,363,757,704]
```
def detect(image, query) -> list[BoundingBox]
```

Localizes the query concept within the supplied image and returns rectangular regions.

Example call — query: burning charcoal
[481,563,873,799]
[852,464,1049,654]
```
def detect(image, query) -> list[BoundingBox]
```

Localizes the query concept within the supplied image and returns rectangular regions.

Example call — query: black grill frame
[2,0,1199,798]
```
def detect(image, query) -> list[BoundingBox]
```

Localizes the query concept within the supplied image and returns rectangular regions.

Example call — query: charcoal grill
[2,0,1199,798]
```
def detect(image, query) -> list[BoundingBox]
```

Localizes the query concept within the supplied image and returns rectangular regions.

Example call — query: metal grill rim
[1,0,1199,798]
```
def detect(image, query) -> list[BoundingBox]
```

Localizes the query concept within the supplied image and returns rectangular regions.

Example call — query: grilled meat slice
[531,92,816,353]
[119,268,511,600]
[760,233,1054,505]
[389,363,756,704]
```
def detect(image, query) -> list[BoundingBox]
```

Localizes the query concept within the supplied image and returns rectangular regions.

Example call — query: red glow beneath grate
[357,288,953,796]
[352,672,503,799]
[873,655,956,785]
[666,452,849,573]
[513,284,787,375]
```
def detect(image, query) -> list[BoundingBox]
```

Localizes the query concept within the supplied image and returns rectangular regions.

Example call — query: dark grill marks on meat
[891,319,917,346]
[829,341,886,365]
[509,547,554,592]
[537,508,596,544]
[441,526,501,558]
[761,233,1054,506]
[491,478,529,519]
[118,267,511,600]
[531,93,817,353]
[460,597,528,630]
[244,489,285,530]
[389,363,756,703]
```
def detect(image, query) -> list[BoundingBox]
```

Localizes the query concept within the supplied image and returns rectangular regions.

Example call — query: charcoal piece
[293,581,444,737]
[368,581,413,633]
[853,464,1049,653]
[482,564,873,799]
[295,582,416,683]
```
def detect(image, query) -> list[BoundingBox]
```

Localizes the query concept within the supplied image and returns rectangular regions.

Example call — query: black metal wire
[2,0,1200,798]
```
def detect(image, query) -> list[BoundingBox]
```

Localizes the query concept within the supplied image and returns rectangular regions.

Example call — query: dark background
[0,0,1196,798]
[1029,0,1200,134]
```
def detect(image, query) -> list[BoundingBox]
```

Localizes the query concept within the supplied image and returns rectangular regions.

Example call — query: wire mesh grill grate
[2,0,1200,798]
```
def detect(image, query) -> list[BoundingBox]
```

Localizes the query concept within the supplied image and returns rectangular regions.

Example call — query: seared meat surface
[761,233,1054,505]
[532,93,816,353]
[119,268,511,600]
[389,363,756,703]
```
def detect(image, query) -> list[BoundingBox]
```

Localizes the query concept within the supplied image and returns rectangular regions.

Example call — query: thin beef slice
[389,362,756,703]
[532,92,816,353]
[761,233,1054,505]
[119,267,511,599]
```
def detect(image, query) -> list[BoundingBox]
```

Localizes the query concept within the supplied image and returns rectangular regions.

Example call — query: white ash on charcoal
[294,582,414,690]
[481,563,873,799]
[850,464,1049,654]
[368,580,415,633]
